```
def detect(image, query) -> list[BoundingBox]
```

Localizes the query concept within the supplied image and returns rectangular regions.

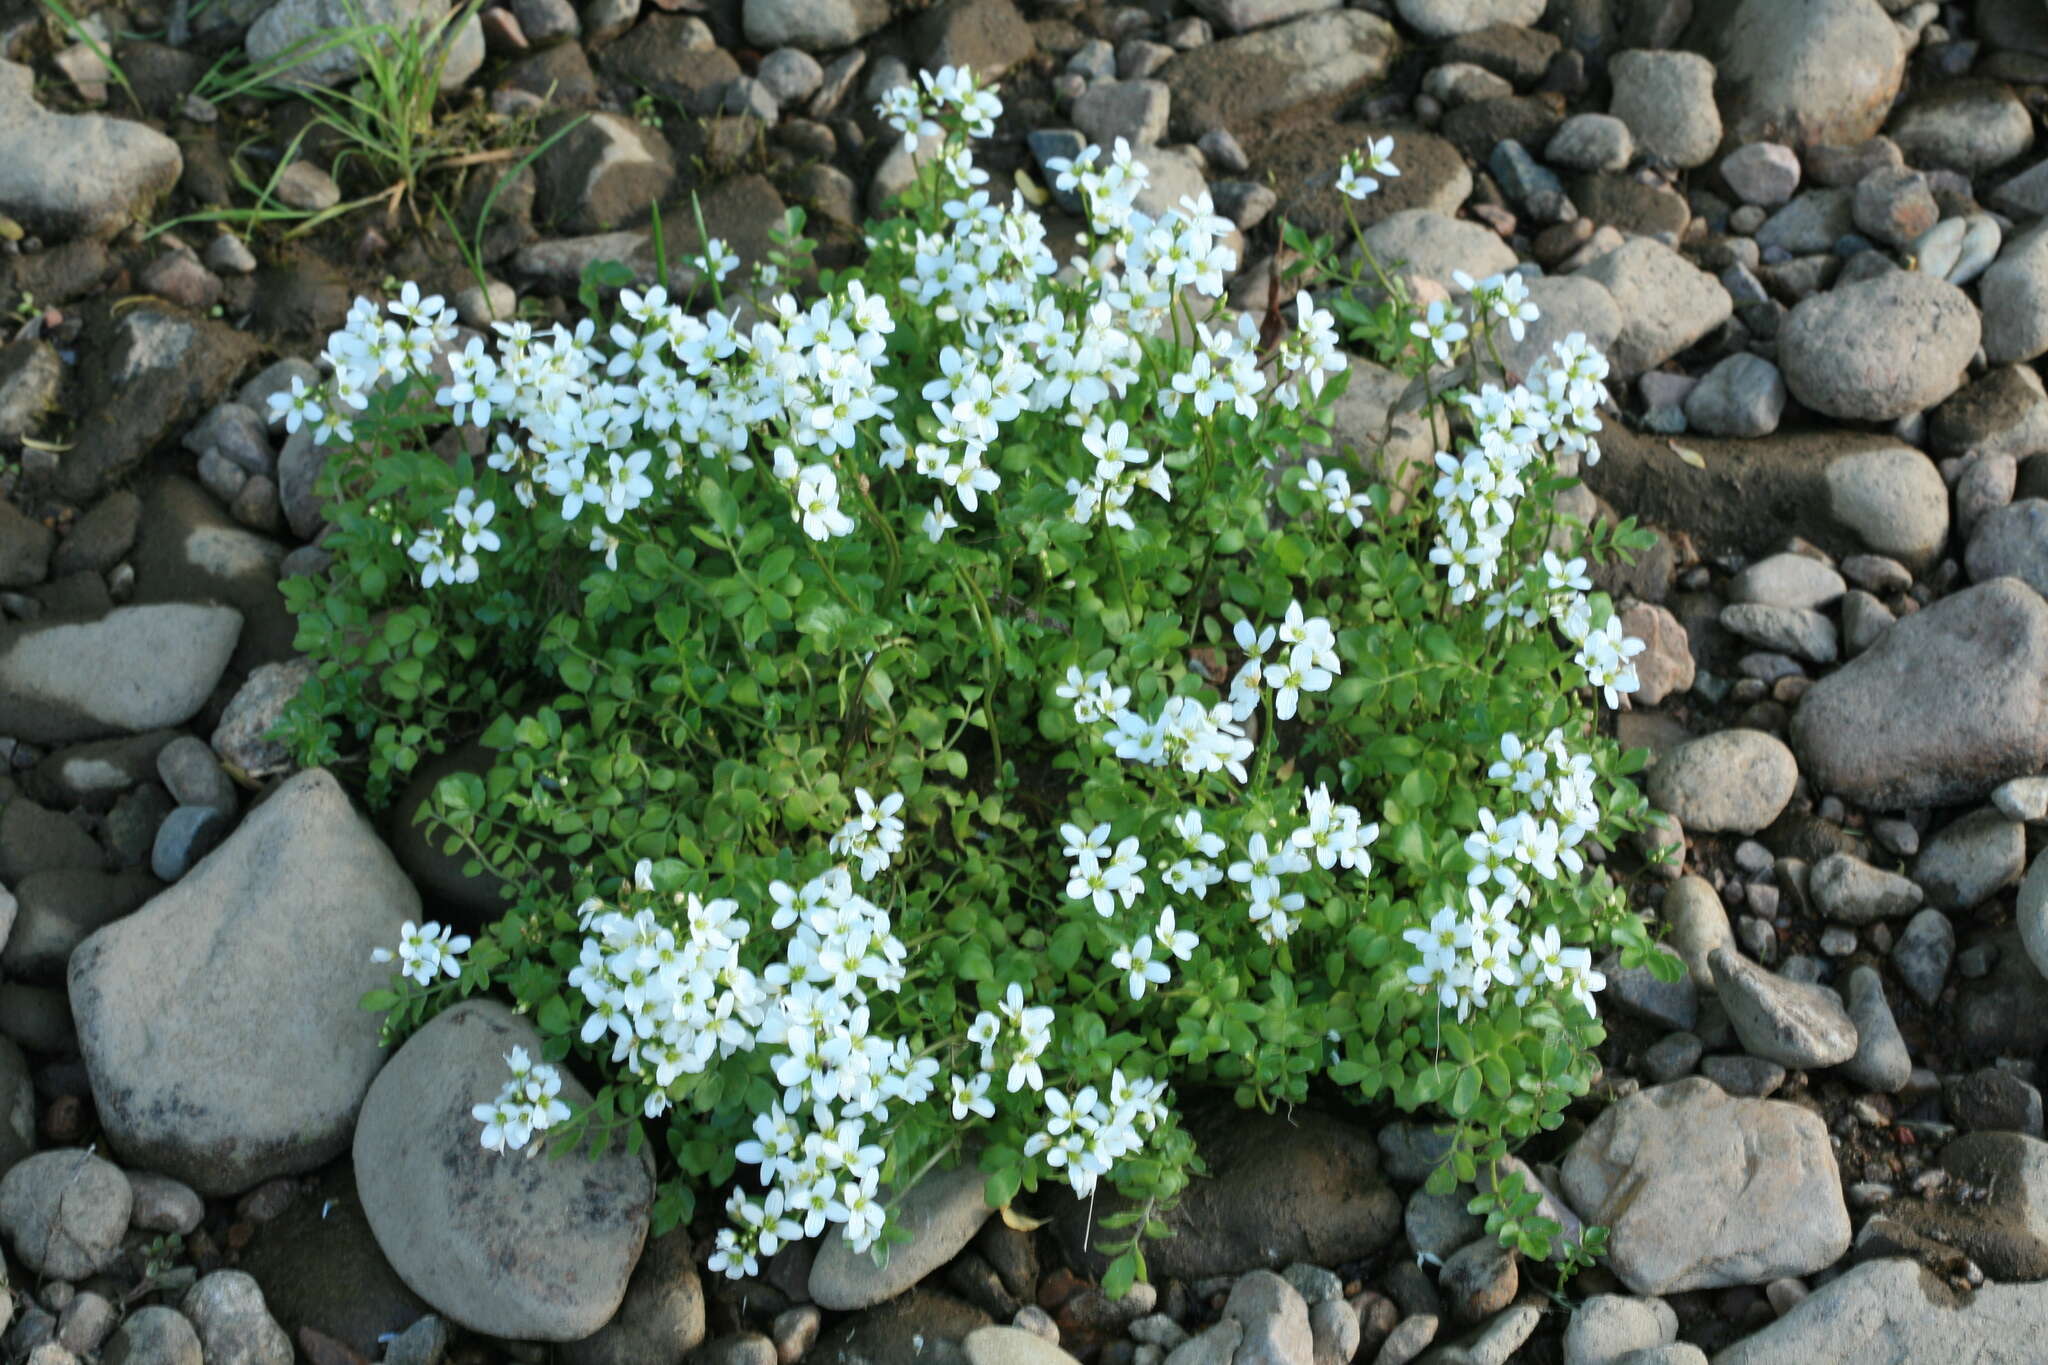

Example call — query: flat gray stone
[0,604,241,745]
[1560,1077,1850,1295]
[810,1163,993,1311]
[70,769,416,1194]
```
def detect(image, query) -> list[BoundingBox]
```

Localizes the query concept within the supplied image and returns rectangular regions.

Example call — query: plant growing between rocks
[275,65,1670,1291]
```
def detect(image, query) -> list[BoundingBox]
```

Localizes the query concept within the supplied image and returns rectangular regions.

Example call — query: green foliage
[281,99,1663,1284]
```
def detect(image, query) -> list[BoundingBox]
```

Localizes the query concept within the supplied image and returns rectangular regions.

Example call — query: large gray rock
[353,1000,652,1341]
[1713,1257,2048,1364]
[1691,0,1907,149]
[1778,271,1979,421]
[1160,10,1398,141]
[1645,730,1797,835]
[1791,578,2048,809]
[1579,238,1732,377]
[0,61,180,241]
[246,0,440,86]
[69,769,416,1195]
[1560,1078,1850,1295]
[0,604,241,745]
[560,1228,705,1365]
[810,1163,993,1310]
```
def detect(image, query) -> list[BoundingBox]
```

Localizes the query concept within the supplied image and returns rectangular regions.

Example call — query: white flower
[269,375,323,436]
[372,919,471,986]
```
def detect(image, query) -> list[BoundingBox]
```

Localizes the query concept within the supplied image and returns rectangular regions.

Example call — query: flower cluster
[828,788,907,881]
[1417,330,1645,705]
[472,1046,572,1153]
[1403,726,1612,1021]
[1336,137,1399,201]
[1021,1070,1171,1197]
[370,919,470,986]
[1228,601,1341,722]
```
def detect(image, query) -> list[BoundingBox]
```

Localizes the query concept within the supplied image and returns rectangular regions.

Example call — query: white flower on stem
[950,1070,996,1120]
[1111,935,1171,999]
[269,375,323,436]
[1412,299,1469,364]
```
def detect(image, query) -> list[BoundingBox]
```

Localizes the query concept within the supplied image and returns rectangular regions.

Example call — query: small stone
[126,1170,204,1235]
[0,1149,131,1279]
[102,1306,202,1365]
[1223,1270,1312,1365]
[1545,113,1633,173]
[1439,1239,1517,1323]
[181,1272,290,1365]
[1683,353,1786,437]
[150,804,230,881]
[1608,50,1720,169]
[273,161,340,212]
[1405,1188,1484,1265]
[1561,1077,1851,1294]
[1699,1054,1788,1098]
[1841,966,1911,1092]
[1809,852,1924,924]
[1721,142,1801,208]
[1890,908,1954,1010]
[1851,167,1939,249]
[1564,1295,1678,1365]
[1644,1031,1704,1083]
[1197,128,1248,175]
[1072,80,1169,149]
[1720,602,1837,664]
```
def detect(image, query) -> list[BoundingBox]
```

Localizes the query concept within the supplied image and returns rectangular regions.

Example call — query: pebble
[1439,1239,1517,1323]
[1700,1054,1787,1098]
[1842,966,1912,1092]
[1728,552,1847,611]
[1850,167,1938,249]
[1721,142,1801,207]
[1223,1270,1312,1365]
[1546,113,1633,172]
[1711,947,1859,1069]
[1890,907,1955,1009]
[101,1306,202,1365]
[756,48,822,104]
[1913,808,2025,912]
[126,1170,205,1235]
[181,1272,291,1365]
[1579,238,1733,377]
[812,1162,991,1309]
[1720,602,1837,664]
[1644,1031,1703,1083]
[1808,852,1924,924]
[1982,226,2048,365]
[273,161,340,212]
[1682,353,1786,438]
[1374,1313,1438,1365]
[963,1326,1079,1365]
[1993,776,2048,823]
[1946,1068,2046,1137]
[1792,579,2048,811]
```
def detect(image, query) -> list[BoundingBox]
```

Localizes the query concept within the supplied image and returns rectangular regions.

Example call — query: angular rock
[1777,271,1978,422]
[1967,499,2048,599]
[1564,1295,1677,1365]
[1683,354,1785,438]
[354,1000,652,1340]
[1714,1257,2048,1364]
[1579,238,1731,377]
[1560,1078,1850,1295]
[1791,578,2048,810]
[69,769,417,1194]
[810,1163,993,1311]
[1607,50,1719,169]
[1711,948,1858,1069]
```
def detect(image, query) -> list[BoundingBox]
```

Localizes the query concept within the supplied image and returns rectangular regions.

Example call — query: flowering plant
[282,66,1670,1288]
